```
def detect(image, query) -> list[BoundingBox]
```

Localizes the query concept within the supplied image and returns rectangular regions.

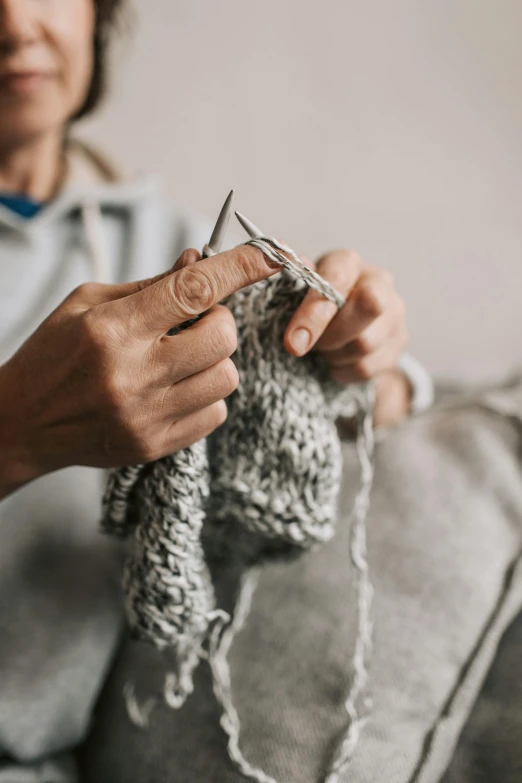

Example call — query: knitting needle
[235,209,292,281]
[235,210,341,302]
[167,190,234,336]
[234,210,264,240]
[202,189,235,258]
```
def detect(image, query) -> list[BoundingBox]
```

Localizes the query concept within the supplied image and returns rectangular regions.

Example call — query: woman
[0,0,432,779]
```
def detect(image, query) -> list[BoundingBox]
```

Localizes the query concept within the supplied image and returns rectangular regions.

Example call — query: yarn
[101,235,376,782]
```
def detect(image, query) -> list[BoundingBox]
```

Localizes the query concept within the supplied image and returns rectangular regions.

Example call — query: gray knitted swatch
[101,245,375,783]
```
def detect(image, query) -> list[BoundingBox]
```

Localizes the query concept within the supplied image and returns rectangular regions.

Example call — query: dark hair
[72,0,126,121]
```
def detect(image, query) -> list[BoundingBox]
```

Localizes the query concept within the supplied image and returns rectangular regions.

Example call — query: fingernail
[291,327,311,354]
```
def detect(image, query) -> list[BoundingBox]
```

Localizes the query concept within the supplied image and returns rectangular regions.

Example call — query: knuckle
[320,249,362,271]
[380,269,395,288]
[357,284,386,319]
[213,317,238,357]
[171,267,217,316]
[353,332,374,356]
[200,400,228,437]
[135,438,159,464]
[72,281,98,300]
[100,404,159,464]
[101,373,129,411]
[336,249,363,272]
[80,308,107,350]
[121,422,159,463]
[354,357,374,381]
[64,282,99,307]
[216,358,240,396]
[345,249,362,265]
[212,399,229,428]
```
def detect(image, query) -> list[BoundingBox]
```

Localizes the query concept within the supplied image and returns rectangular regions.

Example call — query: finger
[172,248,201,272]
[112,248,201,299]
[66,248,202,311]
[284,250,363,356]
[327,326,407,384]
[150,400,229,461]
[314,267,395,353]
[152,304,237,384]
[157,358,239,422]
[110,244,280,339]
[320,296,406,365]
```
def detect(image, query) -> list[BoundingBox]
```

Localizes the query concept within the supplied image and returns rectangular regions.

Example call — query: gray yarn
[101,237,376,781]
[246,237,346,309]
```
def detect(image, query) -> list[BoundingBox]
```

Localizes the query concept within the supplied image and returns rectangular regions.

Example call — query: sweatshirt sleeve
[397,352,435,415]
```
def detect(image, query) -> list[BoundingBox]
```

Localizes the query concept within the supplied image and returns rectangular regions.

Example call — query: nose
[0,0,39,52]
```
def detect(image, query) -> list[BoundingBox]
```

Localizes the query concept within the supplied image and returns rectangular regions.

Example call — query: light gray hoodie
[0,140,433,782]
[0,139,216,781]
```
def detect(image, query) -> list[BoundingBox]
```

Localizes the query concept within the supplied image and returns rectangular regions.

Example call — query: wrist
[0,365,44,500]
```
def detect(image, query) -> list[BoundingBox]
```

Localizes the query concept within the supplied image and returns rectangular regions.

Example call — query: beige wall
[79,0,522,382]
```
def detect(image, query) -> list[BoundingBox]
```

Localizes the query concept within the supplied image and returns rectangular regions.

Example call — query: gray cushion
[441,605,522,783]
[79,386,522,783]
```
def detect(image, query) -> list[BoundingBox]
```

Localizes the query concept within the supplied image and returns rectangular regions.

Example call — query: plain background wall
[79,0,522,382]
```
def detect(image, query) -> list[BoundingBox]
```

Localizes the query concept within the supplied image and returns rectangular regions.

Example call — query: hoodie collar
[0,137,159,232]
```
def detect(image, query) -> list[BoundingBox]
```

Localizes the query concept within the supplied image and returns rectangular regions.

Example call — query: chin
[0,102,70,147]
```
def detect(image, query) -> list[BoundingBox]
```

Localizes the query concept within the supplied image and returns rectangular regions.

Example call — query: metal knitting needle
[202,189,235,258]
[167,190,234,335]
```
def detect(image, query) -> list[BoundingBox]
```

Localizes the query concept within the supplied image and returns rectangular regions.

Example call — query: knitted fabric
[101,238,376,782]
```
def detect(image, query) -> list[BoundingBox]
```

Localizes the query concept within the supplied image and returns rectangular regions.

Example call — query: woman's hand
[283,249,411,427]
[0,245,279,500]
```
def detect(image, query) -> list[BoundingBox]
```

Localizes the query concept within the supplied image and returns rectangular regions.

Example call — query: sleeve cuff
[397,352,434,415]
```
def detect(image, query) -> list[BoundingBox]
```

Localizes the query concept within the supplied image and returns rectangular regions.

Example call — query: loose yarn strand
[123,683,158,729]
[208,568,278,783]
[243,237,377,780]
[325,383,376,783]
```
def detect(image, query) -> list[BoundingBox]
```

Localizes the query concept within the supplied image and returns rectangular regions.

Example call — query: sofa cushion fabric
[79,385,522,783]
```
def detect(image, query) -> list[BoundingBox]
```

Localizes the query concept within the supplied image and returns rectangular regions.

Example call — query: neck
[0,132,66,202]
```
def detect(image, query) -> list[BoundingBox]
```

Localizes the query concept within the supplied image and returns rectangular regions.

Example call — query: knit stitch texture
[101,242,375,782]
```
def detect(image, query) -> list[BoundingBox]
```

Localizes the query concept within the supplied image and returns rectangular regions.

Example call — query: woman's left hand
[283,249,411,426]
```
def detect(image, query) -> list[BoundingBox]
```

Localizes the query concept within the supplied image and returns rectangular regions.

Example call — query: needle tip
[206,189,236,256]
[235,210,264,239]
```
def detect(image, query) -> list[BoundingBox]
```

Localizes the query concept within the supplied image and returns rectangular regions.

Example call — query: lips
[0,71,53,96]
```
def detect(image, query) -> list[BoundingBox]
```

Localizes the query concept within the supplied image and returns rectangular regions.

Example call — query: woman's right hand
[0,245,279,500]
